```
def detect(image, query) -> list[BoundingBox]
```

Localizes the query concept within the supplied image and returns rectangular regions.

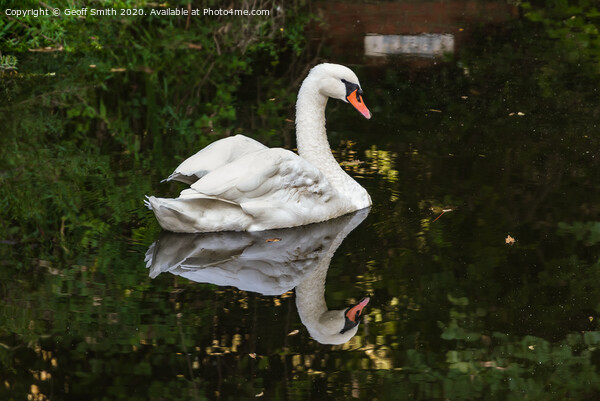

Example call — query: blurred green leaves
[523,0,600,97]
[0,0,315,251]
[558,221,600,245]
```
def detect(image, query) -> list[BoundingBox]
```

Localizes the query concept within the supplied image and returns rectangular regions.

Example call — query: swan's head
[306,63,372,119]
[304,297,370,345]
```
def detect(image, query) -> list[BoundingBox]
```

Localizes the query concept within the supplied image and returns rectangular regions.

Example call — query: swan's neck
[294,210,369,344]
[295,82,351,193]
[295,254,331,323]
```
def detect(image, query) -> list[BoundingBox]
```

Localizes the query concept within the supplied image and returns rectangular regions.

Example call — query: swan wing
[163,134,268,184]
[179,148,346,230]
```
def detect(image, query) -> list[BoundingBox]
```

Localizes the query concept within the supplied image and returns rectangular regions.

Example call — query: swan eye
[342,79,371,119]
[341,78,361,99]
[340,319,358,334]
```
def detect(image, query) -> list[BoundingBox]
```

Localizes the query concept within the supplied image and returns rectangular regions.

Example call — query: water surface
[1,2,600,400]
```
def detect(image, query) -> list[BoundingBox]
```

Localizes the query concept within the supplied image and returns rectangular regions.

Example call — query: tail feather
[144,195,153,210]
[144,195,253,232]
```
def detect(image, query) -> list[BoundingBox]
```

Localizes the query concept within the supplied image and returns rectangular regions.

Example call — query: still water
[2,2,600,400]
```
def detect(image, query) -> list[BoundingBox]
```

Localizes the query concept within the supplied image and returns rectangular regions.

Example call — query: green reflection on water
[2,1,600,400]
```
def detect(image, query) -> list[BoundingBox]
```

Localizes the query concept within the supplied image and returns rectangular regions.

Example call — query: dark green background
[1,0,600,399]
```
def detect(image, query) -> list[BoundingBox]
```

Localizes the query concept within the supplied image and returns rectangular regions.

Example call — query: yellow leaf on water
[505,235,516,245]
[287,330,299,336]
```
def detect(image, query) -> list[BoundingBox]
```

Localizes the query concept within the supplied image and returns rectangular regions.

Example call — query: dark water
[2,2,600,400]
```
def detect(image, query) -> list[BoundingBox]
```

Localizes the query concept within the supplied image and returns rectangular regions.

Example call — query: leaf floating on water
[287,330,299,336]
[432,207,455,222]
[255,392,264,397]
[432,211,445,222]
[265,238,281,242]
[590,316,594,322]
[249,353,257,359]
[528,345,535,350]
[505,235,516,245]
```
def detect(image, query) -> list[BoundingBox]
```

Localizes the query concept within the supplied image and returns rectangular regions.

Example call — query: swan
[145,63,372,232]
[144,209,371,344]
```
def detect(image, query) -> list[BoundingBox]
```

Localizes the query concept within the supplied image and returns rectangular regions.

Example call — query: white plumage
[146,63,372,232]
[144,209,370,344]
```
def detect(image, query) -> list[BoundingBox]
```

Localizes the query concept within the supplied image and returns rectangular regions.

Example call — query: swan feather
[162,134,267,185]
[150,145,352,232]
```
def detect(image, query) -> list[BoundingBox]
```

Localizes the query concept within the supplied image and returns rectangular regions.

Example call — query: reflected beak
[345,297,370,323]
[347,89,372,119]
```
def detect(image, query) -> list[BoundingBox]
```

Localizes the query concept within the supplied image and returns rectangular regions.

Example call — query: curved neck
[295,252,331,323]
[295,81,349,191]
[294,210,369,344]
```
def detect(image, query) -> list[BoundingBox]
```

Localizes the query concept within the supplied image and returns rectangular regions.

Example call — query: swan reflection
[145,209,370,344]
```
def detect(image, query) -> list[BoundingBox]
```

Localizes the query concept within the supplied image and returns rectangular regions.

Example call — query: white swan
[145,63,372,232]
[144,209,371,344]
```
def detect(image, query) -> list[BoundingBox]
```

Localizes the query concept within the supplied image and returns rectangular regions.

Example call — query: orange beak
[347,89,372,119]
[345,297,370,323]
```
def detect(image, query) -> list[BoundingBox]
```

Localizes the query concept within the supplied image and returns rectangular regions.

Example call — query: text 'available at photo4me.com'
[4,6,271,18]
